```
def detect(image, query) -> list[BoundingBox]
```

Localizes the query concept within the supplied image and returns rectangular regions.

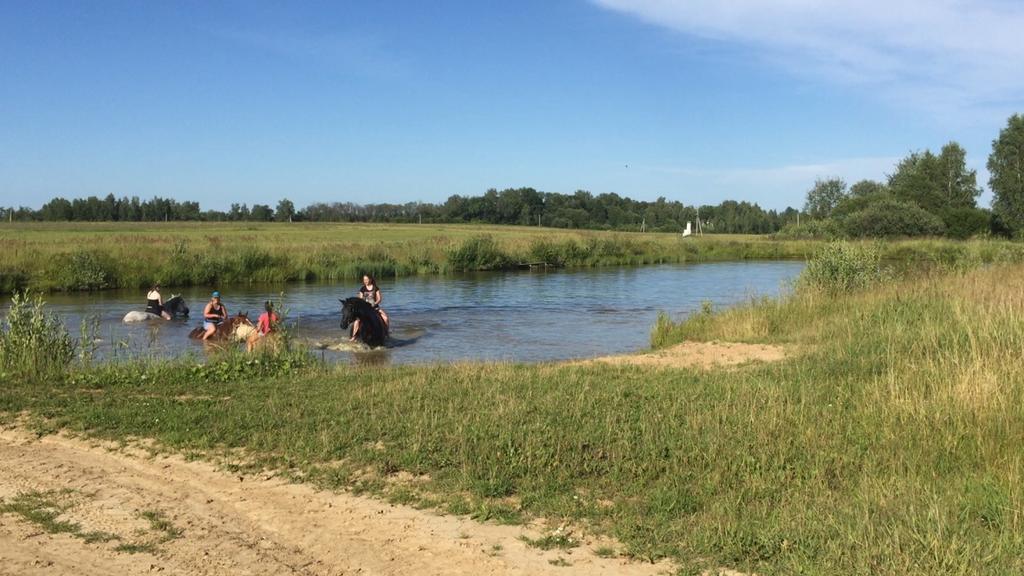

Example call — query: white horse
[122,310,156,323]
[122,295,189,323]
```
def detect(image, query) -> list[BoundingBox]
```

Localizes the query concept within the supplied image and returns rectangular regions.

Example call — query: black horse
[163,295,190,318]
[340,297,388,347]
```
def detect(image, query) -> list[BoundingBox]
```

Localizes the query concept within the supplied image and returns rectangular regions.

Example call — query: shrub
[528,239,587,266]
[0,269,28,294]
[842,198,946,238]
[446,235,514,271]
[55,251,114,291]
[0,292,76,381]
[940,207,992,240]
[774,219,842,240]
[800,242,884,293]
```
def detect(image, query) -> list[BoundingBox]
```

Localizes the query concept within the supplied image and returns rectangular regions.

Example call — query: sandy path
[0,427,672,576]
[580,341,787,370]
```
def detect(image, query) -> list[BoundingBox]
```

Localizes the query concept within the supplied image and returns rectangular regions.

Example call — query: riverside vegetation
[2,242,1024,574]
[5,221,1024,295]
[0,222,817,294]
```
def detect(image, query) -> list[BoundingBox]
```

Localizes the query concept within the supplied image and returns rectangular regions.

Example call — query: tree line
[8,113,1023,239]
[2,189,796,235]
[793,113,1024,239]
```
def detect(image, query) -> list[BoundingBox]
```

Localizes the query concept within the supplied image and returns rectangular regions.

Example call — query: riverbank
[1,222,818,294]
[3,256,1022,574]
[4,222,1023,295]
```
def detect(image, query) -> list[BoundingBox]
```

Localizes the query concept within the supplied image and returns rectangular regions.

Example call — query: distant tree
[831,189,895,221]
[936,142,981,208]
[39,197,73,220]
[804,178,847,219]
[276,198,295,222]
[229,203,250,221]
[989,114,1024,233]
[889,142,980,214]
[849,179,887,198]
[250,204,274,221]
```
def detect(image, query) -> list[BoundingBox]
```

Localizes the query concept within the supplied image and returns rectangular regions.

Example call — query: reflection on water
[9,262,804,365]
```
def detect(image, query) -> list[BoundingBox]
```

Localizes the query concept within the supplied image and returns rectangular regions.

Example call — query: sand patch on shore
[581,340,788,370]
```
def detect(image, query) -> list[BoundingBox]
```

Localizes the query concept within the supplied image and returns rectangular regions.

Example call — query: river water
[27,261,804,365]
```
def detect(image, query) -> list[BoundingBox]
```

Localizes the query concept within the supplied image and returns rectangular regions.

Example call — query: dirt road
[0,427,672,576]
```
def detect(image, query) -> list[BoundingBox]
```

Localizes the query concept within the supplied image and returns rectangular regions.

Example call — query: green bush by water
[446,235,515,271]
[799,241,885,293]
[0,292,76,381]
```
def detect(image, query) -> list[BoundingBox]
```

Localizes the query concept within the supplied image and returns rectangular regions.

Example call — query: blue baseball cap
[212,291,220,298]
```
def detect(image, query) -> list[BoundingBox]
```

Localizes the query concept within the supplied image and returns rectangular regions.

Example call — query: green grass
[4,221,1024,295]
[594,545,617,558]
[0,489,182,555]
[139,509,183,543]
[0,489,84,536]
[0,221,820,293]
[3,260,1024,573]
[522,530,581,551]
[0,489,119,545]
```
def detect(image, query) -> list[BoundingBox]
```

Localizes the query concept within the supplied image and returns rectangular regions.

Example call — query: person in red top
[247,300,279,352]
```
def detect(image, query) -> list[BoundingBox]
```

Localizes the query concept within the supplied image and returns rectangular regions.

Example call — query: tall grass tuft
[56,250,114,291]
[447,235,514,271]
[799,241,884,293]
[0,292,76,381]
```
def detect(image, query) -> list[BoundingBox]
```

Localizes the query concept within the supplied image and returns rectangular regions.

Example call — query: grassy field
[6,221,1024,295]
[0,221,821,294]
[3,249,1023,574]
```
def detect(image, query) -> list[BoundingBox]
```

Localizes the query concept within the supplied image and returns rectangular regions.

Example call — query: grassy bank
[3,252,1024,574]
[0,222,820,294]
[5,221,1024,295]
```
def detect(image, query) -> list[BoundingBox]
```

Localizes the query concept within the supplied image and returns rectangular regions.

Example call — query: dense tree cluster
[2,189,796,234]
[792,140,993,239]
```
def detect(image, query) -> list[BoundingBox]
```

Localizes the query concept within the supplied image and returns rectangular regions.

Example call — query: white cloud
[592,0,1024,118]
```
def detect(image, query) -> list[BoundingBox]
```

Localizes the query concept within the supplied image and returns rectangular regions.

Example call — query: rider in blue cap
[201,291,227,340]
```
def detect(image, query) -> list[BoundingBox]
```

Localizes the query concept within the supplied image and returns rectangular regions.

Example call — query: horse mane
[343,297,374,315]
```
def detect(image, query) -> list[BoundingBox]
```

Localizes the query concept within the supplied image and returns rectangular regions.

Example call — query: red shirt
[257,312,278,335]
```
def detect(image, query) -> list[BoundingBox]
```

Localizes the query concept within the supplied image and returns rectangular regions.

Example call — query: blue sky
[2,1,1022,212]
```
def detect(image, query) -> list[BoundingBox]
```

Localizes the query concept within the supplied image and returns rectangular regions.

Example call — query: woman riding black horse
[146,284,172,320]
[340,297,388,347]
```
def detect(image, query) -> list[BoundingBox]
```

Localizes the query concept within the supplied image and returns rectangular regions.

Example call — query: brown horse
[188,312,254,342]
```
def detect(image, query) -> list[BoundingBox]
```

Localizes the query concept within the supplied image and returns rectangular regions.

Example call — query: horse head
[164,295,189,318]
[339,297,364,330]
